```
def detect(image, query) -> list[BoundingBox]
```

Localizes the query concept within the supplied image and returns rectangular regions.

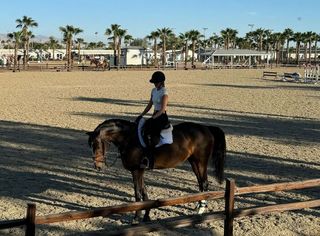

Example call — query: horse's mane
[88,119,134,146]
[94,118,134,133]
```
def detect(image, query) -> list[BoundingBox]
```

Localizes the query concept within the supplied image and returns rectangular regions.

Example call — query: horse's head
[86,131,110,171]
[86,119,133,170]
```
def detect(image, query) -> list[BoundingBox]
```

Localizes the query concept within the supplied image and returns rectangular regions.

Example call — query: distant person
[136,71,170,168]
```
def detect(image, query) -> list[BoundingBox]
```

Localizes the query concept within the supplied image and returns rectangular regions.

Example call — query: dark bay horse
[86,118,226,222]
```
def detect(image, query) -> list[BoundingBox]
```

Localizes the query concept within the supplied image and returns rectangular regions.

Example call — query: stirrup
[140,157,149,169]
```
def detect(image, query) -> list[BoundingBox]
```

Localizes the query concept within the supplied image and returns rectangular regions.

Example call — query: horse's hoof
[197,206,206,214]
[195,200,207,214]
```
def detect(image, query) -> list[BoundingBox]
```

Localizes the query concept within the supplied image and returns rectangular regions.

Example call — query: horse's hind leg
[189,158,209,192]
[189,158,209,214]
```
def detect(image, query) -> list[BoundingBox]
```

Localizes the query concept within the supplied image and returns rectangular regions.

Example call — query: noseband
[92,140,111,166]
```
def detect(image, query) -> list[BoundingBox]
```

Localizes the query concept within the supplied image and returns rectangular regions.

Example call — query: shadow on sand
[1,93,319,234]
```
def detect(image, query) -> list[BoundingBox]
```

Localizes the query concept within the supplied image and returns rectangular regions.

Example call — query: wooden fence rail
[0,178,319,236]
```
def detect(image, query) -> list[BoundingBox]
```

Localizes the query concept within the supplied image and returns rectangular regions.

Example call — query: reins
[103,140,119,168]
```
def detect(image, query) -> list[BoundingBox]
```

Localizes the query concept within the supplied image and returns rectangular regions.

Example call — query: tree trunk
[13,44,18,72]
[184,43,188,69]
[67,40,72,71]
[113,38,117,67]
[26,39,30,68]
[314,41,318,63]
[23,41,27,70]
[308,41,312,63]
[154,39,158,67]
[117,39,121,70]
[286,40,290,64]
[296,43,300,64]
[70,41,73,70]
[78,44,81,63]
[304,44,307,63]
[162,41,166,66]
[191,42,195,67]
[65,42,68,68]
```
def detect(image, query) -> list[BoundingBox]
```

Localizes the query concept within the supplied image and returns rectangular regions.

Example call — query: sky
[0,0,319,42]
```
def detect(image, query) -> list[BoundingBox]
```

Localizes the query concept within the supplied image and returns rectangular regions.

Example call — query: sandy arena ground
[0,68,319,235]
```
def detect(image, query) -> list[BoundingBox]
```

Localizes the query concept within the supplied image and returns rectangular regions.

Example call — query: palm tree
[105,24,121,66]
[301,33,308,63]
[167,34,179,65]
[314,34,320,63]
[305,31,317,63]
[252,28,268,51]
[117,28,128,69]
[16,16,38,69]
[220,28,238,49]
[47,36,59,60]
[157,27,173,66]
[7,31,23,72]
[179,32,190,69]
[236,37,251,49]
[147,31,160,66]
[59,25,83,71]
[270,32,285,65]
[187,30,201,67]
[75,38,85,62]
[282,28,294,63]
[211,34,223,49]
[124,34,133,47]
[25,31,35,63]
[96,41,106,49]
[244,32,256,49]
[292,32,304,64]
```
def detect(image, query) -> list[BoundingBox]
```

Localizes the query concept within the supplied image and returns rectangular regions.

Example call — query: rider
[136,71,170,168]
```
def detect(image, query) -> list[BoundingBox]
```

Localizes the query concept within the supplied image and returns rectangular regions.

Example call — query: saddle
[137,117,173,169]
[137,118,173,149]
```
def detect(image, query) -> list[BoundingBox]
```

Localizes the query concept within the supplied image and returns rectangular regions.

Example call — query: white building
[203,49,271,67]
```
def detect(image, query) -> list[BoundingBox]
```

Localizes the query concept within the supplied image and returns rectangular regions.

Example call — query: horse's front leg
[131,170,144,224]
[141,174,151,222]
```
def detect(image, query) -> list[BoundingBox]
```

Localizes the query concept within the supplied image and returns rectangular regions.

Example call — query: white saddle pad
[137,117,173,148]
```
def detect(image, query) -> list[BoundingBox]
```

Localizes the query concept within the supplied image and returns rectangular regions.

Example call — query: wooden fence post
[224,179,235,236]
[25,203,36,236]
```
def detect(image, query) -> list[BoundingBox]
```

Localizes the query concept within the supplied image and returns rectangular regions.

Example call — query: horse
[86,118,226,223]
[90,58,108,71]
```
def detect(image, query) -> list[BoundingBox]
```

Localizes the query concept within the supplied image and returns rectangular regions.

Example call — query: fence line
[0,178,319,236]
[105,199,320,236]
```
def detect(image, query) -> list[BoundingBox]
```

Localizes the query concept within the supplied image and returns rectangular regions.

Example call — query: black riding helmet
[149,71,165,83]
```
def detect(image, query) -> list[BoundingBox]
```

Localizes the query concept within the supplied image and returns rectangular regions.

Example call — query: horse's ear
[86,132,94,147]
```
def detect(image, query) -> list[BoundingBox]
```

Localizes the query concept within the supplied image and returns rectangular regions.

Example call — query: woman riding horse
[86,117,226,223]
[136,71,170,169]
[90,57,108,70]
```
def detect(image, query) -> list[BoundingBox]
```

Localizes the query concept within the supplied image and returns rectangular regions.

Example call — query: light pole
[248,24,254,31]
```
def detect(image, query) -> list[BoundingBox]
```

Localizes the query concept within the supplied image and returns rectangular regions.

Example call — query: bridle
[92,140,111,168]
[90,121,133,168]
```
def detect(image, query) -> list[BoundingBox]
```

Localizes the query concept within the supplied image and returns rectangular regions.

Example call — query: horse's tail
[207,126,226,184]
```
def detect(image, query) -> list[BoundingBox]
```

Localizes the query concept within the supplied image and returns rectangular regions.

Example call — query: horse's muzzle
[93,160,104,171]
[94,163,102,171]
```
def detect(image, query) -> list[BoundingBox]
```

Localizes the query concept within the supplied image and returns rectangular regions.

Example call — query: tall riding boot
[140,147,154,169]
